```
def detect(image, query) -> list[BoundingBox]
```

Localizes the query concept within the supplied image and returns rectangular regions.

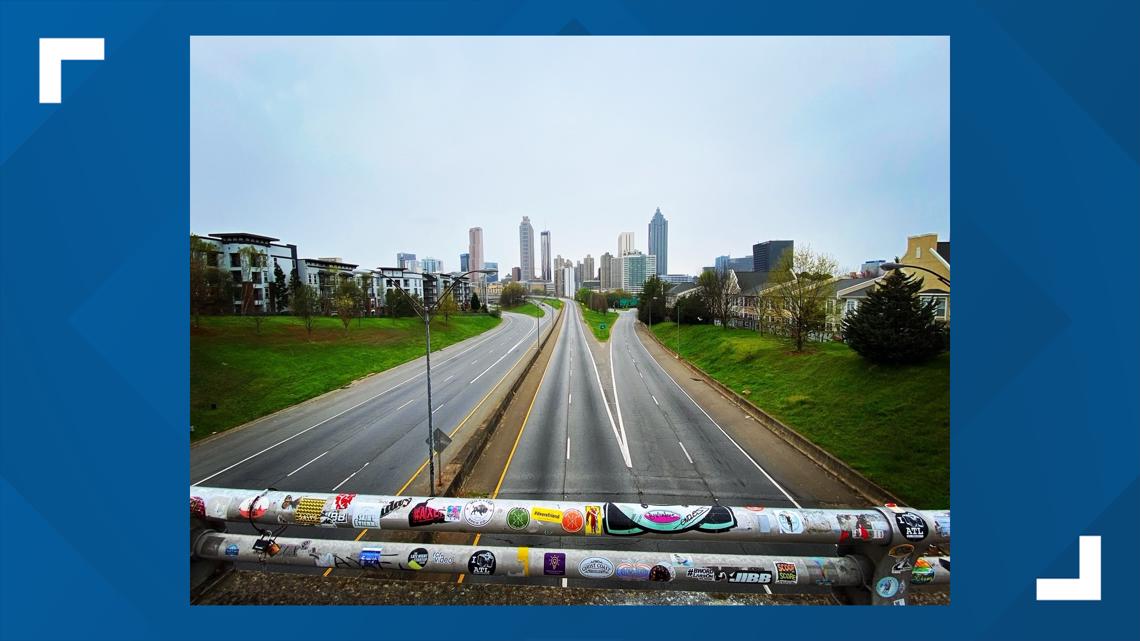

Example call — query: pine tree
[272,261,289,313]
[470,292,481,312]
[842,270,948,365]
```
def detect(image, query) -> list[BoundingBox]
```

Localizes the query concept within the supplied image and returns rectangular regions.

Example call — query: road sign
[426,428,452,453]
[599,323,607,330]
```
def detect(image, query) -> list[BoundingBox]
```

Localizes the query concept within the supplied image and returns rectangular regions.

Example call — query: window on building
[915,246,922,259]
[845,299,859,314]
[230,253,241,267]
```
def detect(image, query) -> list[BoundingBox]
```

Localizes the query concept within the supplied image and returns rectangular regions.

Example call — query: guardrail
[190,486,950,605]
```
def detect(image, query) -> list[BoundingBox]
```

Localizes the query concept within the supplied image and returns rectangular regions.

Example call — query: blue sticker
[876,576,900,598]
[359,547,383,568]
[225,544,239,557]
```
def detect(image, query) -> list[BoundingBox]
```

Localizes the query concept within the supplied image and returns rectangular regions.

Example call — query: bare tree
[697,268,736,329]
[293,284,319,339]
[762,246,839,351]
[238,246,268,334]
[335,277,362,335]
[437,290,458,325]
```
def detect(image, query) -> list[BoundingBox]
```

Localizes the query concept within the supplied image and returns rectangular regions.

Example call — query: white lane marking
[287,450,329,477]
[568,393,572,405]
[651,394,659,406]
[566,436,571,461]
[432,401,446,414]
[395,398,416,411]
[469,332,531,385]
[444,375,454,382]
[630,323,802,508]
[561,578,568,588]
[678,441,694,465]
[194,317,519,484]
[331,462,369,491]
[763,584,773,595]
[606,313,632,466]
[579,303,631,467]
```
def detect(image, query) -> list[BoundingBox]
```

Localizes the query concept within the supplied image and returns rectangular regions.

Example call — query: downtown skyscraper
[519,216,536,281]
[468,226,484,281]
[540,230,552,281]
[648,207,668,275]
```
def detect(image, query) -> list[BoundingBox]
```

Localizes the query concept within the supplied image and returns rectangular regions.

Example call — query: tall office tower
[575,261,584,287]
[397,252,417,269]
[621,251,657,294]
[540,230,552,281]
[460,253,470,272]
[648,207,668,275]
[484,262,499,282]
[582,254,595,283]
[511,266,522,282]
[519,216,536,281]
[469,226,484,281]
[714,255,731,272]
[421,257,442,273]
[618,231,635,256]
[609,255,622,291]
[752,240,795,272]
[599,252,614,289]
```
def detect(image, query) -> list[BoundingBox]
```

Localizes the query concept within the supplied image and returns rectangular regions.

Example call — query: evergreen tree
[638,275,667,325]
[470,292,481,312]
[271,261,289,313]
[842,270,948,365]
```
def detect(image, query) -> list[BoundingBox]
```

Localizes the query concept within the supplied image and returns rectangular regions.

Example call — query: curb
[437,304,564,497]
[638,322,905,506]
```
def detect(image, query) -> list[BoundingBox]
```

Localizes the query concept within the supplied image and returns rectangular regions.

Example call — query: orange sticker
[562,509,584,533]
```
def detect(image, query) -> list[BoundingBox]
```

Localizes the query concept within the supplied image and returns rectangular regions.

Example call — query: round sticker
[407,548,429,570]
[562,509,584,533]
[467,549,496,575]
[506,507,530,530]
[578,557,615,579]
[649,563,675,582]
[888,543,915,558]
[876,576,900,598]
[463,499,495,527]
[895,512,929,542]
[776,510,804,534]
[238,496,267,519]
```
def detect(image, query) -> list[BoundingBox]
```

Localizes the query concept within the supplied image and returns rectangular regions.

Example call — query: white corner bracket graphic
[1036,535,1101,601]
[39,38,105,104]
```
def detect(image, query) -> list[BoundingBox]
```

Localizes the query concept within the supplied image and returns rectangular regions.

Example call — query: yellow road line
[324,325,539,579]
[458,317,560,584]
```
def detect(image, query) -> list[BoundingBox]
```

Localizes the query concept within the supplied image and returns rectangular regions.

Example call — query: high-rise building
[728,256,753,272]
[621,251,657,294]
[582,254,595,284]
[752,240,794,272]
[540,230,551,281]
[599,252,614,290]
[397,252,417,270]
[714,255,731,272]
[609,255,622,291]
[519,216,536,281]
[468,227,484,281]
[648,207,668,275]
[511,266,522,282]
[484,262,499,282]
[618,231,635,256]
[421,257,442,273]
[460,253,470,272]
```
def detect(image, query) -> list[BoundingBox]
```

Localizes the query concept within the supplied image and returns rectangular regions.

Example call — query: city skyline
[191,36,948,274]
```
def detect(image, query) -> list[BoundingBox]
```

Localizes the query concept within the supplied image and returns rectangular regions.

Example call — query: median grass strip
[578,302,616,342]
[501,302,544,318]
[650,322,949,507]
[191,315,500,441]
[541,298,563,310]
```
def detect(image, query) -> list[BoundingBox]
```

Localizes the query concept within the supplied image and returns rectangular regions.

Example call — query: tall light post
[389,267,496,495]
[881,261,951,287]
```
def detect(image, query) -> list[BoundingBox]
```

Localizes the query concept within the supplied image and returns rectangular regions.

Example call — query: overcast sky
[191,36,948,275]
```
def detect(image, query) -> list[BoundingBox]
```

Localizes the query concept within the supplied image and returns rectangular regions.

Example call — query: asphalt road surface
[470,305,837,594]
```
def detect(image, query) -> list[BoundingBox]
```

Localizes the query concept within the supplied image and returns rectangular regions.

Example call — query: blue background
[1,1,1137,639]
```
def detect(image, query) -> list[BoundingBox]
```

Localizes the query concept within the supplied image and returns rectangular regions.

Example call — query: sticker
[616,561,651,580]
[648,564,675,582]
[445,505,463,523]
[685,567,717,582]
[836,514,877,542]
[884,503,906,514]
[224,544,239,557]
[351,503,382,528]
[721,569,773,584]
[463,500,494,527]
[933,513,951,538]
[407,548,429,570]
[744,506,765,512]
[895,512,929,541]
[190,496,206,518]
[751,513,771,533]
[891,557,914,574]
[584,505,603,535]
[911,558,935,585]
[543,552,566,576]
[801,510,835,534]
[888,544,915,558]
[892,598,907,606]
[507,507,530,530]
[359,547,382,568]
[532,507,562,523]
[207,496,230,519]
[313,552,335,568]
[379,497,412,518]
[775,562,798,584]
[408,501,446,527]
[561,509,584,533]
[432,551,456,565]
[294,497,326,525]
[876,576,900,598]
[467,550,496,575]
[605,503,737,536]
[515,547,530,577]
[670,553,694,567]
[334,493,357,511]
[319,506,348,527]
[238,496,267,519]
[776,511,804,534]
[579,557,615,579]
[643,509,681,525]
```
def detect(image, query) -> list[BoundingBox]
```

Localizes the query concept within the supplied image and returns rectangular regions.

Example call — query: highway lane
[470,305,833,593]
[191,306,552,497]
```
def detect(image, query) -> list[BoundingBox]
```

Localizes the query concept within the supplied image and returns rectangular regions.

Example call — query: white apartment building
[196,232,300,314]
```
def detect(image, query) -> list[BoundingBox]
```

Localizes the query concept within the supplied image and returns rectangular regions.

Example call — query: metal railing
[190,486,950,605]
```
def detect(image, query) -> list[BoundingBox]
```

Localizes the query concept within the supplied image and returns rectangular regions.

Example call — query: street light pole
[881,262,950,287]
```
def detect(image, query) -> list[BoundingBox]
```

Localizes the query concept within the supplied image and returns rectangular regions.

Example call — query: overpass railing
[190,486,950,605]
